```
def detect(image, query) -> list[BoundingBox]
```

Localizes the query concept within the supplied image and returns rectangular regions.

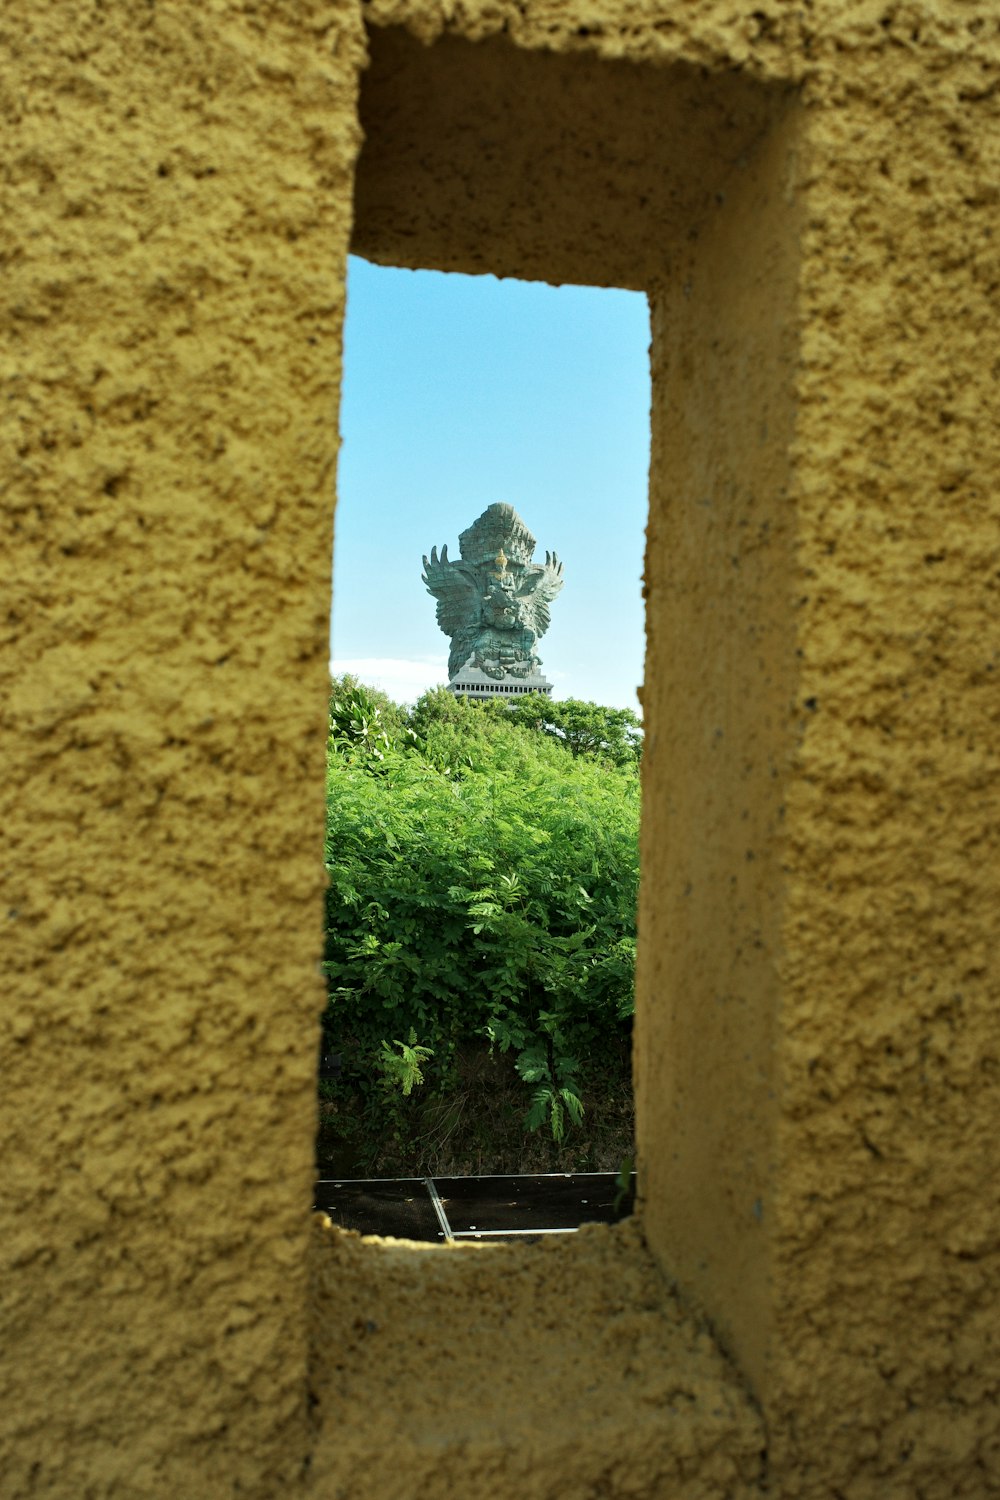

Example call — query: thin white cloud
[330,655,448,705]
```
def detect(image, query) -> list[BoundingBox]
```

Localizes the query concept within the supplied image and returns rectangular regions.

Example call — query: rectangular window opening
[319,256,649,1240]
[315,24,798,1278]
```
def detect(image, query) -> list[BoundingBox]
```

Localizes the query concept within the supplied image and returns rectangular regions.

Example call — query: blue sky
[331,256,650,712]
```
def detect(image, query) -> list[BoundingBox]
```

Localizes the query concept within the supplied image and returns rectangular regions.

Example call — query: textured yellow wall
[3,2,999,1498]
[351,28,786,288]
[1,1,365,1492]
[308,1217,764,1498]
[637,96,803,1400]
[638,11,1000,1495]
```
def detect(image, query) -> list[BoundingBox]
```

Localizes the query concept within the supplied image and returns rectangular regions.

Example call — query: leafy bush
[328,674,414,766]
[322,684,640,1148]
[506,693,643,768]
[377,1031,434,1096]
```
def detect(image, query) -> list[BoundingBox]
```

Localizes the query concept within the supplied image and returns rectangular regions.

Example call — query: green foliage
[376,1030,434,1097]
[505,694,643,768]
[328,674,414,768]
[323,683,639,1145]
[486,1011,585,1141]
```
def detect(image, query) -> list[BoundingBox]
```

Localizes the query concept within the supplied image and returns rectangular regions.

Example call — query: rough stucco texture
[1,1,365,1494]
[309,1218,763,1498]
[636,94,803,1409]
[634,8,1000,1499]
[3,1,1000,1498]
[352,27,788,289]
[770,26,1000,1491]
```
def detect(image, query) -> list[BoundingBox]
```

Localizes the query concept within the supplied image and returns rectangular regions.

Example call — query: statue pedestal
[447,665,554,701]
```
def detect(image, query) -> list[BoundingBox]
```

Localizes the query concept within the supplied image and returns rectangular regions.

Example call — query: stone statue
[422,504,564,686]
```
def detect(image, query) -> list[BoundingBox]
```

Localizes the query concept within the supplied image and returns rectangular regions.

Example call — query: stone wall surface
[308,1217,765,1499]
[639,12,1000,1497]
[773,31,1000,1485]
[2,0,999,1497]
[1,1,365,1494]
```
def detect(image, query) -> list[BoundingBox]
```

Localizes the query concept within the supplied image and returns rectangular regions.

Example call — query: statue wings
[421,544,481,678]
[515,551,564,639]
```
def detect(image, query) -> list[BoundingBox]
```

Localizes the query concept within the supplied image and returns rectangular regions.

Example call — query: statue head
[459,503,536,568]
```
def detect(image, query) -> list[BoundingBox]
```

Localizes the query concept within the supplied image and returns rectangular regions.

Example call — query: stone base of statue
[447,664,554,701]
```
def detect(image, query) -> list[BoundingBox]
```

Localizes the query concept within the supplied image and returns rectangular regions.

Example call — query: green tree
[322,681,639,1144]
[506,694,643,767]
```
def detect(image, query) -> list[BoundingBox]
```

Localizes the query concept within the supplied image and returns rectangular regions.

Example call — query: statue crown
[458,503,536,568]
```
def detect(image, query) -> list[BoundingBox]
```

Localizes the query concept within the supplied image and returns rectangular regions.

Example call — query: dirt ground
[316,1041,634,1178]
